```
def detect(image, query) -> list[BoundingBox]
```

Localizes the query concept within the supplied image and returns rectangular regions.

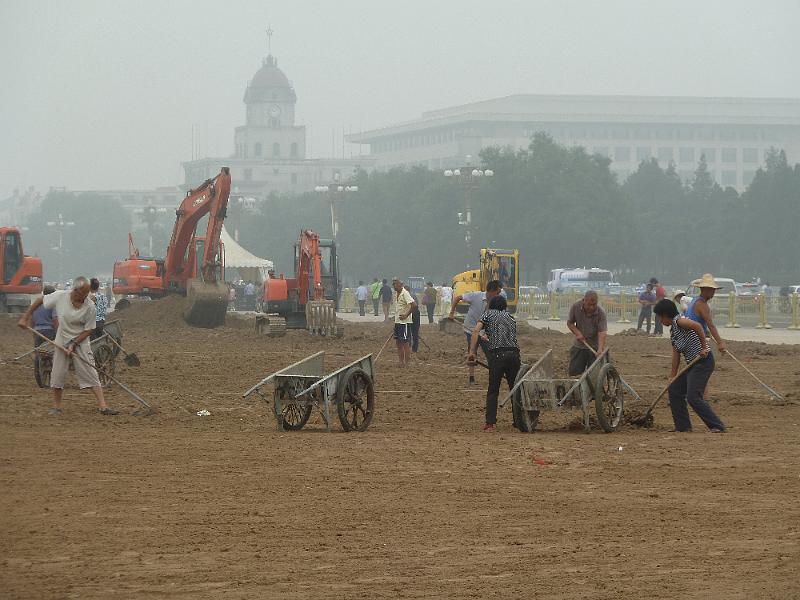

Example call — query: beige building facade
[347,94,800,191]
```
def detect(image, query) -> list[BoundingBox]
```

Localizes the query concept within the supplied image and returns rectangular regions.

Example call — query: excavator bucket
[184,279,229,328]
[305,300,341,336]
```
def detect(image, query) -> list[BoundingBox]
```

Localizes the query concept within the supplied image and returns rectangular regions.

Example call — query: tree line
[22,134,800,286]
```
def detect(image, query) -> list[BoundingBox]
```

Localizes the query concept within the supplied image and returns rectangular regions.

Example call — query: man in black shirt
[468,295,521,432]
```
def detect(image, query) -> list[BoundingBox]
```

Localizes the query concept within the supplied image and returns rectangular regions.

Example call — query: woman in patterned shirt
[653,299,726,433]
[469,294,520,432]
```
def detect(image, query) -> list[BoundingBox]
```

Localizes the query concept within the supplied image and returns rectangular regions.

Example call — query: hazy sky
[2,0,799,200]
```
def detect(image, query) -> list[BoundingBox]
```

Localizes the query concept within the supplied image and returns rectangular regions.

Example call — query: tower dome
[244,55,296,103]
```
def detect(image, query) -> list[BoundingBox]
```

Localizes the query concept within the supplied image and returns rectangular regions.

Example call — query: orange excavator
[112,167,231,327]
[0,227,43,313]
[259,229,339,335]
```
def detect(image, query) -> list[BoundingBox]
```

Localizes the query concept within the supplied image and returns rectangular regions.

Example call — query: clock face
[268,104,281,118]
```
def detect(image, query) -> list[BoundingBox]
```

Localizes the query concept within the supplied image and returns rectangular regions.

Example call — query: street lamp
[314,175,358,239]
[230,193,256,242]
[443,155,494,259]
[46,213,75,284]
[134,201,168,255]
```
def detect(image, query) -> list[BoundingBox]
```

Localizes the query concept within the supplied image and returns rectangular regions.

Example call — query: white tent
[221,226,273,283]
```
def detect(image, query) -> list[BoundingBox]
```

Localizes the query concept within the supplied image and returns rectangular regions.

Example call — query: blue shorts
[394,323,411,344]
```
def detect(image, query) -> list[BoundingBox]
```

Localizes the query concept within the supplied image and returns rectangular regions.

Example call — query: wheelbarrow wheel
[595,363,624,433]
[273,381,313,431]
[512,362,539,433]
[93,346,115,388]
[337,367,374,432]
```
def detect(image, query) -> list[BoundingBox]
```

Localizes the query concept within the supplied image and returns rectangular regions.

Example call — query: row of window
[594,146,762,164]
[242,169,299,184]
[373,124,782,154]
[236,142,300,159]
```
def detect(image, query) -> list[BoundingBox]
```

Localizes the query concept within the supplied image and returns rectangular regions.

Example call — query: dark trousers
[637,307,652,333]
[358,300,366,316]
[410,310,420,352]
[425,303,436,323]
[668,353,725,432]
[485,349,521,425]
[34,328,56,347]
[654,317,663,335]
[91,320,105,341]
[568,346,596,376]
[372,298,380,316]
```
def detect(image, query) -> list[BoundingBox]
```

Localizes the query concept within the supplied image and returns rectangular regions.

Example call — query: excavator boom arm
[163,168,231,288]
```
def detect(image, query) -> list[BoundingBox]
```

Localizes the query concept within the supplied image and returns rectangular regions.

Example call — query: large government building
[182,53,371,195]
[347,94,800,191]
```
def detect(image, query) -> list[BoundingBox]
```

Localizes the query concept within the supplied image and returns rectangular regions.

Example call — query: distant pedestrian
[89,278,108,340]
[651,278,666,335]
[392,278,416,366]
[369,277,381,316]
[422,281,438,324]
[228,285,236,311]
[355,280,369,316]
[637,283,657,334]
[440,282,453,316]
[18,276,118,416]
[469,294,520,432]
[653,298,725,433]
[380,279,393,322]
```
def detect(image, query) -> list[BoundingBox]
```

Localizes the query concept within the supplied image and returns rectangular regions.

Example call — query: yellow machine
[452,248,519,313]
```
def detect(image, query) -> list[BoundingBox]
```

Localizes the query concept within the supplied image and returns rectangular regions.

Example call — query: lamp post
[230,192,256,243]
[46,213,75,284]
[444,155,494,262]
[314,175,358,240]
[134,202,168,255]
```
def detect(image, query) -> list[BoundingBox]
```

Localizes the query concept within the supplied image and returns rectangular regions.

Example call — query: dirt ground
[1,299,799,599]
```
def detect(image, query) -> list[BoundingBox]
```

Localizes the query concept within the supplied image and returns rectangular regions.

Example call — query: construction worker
[469,294,520,432]
[380,279,393,322]
[355,280,369,316]
[392,278,416,366]
[654,298,725,433]
[448,280,504,385]
[89,277,108,340]
[566,290,607,375]
[18,276,118,416]
[686,273,727,354]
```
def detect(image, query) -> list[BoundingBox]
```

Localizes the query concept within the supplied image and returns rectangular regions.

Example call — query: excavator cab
[0,227,43,312]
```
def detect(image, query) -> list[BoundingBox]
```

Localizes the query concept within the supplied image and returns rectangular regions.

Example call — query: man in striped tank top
[654,299,726,433]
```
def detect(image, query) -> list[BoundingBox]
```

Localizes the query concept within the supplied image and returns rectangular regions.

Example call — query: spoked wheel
[595,363,624,433]
[93,346,115,388]
[273,380,313,431]
[512,362,539,433]
[336,367,374,432]
[35,350,52,388]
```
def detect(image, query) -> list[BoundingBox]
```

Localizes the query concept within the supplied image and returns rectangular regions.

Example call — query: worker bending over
[566,290,607,375]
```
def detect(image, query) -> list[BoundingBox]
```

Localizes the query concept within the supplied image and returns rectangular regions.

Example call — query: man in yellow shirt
[392,277,417,366]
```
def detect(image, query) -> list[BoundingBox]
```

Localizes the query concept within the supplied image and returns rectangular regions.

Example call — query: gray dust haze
[1,0,799,198]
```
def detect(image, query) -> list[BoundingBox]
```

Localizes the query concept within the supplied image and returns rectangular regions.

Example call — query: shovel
[104,334,141,367]
[630,355,702,427]
[26,327,154,416]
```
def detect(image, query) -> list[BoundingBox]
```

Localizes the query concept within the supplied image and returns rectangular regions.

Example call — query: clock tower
[234,42,306,160]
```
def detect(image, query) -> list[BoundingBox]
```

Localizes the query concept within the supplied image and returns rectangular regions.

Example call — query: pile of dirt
[614,328,650,337]
[113,295,191,330]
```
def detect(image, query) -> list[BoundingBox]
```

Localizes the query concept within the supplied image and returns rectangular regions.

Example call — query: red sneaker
[482,423,496,432]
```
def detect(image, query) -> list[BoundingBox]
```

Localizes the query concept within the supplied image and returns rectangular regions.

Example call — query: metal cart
[243,351,375,432]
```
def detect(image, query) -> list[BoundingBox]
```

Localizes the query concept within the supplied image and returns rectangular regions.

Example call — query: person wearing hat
[686,273,727,355]
[653,298,726,433]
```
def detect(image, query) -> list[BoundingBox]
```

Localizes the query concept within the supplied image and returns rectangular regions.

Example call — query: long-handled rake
[27,327,154,416]
[724,350,783,401]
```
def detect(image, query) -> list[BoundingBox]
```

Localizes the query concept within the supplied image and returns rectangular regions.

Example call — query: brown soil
[1,306,799,599]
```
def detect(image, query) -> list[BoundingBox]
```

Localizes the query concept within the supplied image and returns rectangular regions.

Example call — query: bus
[547,268,618,293]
